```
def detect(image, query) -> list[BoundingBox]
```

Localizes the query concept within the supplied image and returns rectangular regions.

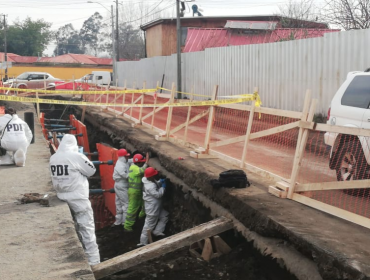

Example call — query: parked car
[3,72,61,90]
[76,71,112,86]
[324,69,370,182]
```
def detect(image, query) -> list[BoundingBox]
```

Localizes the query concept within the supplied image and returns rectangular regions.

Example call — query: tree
[322,0,370,30]
[278,0,321,28]
[0,17,52,56]
[79,12,105,55]
[54,24,83,55]
[118,24,145,60]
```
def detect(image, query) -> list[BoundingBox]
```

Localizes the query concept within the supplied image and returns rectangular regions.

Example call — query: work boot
[0,152,14,165]
[123,226,133,232]
[14,149,26,167]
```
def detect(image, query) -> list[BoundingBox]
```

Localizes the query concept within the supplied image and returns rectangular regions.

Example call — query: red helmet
[145,167,158,178]
[133,154,146,163]
[117,149,130,157]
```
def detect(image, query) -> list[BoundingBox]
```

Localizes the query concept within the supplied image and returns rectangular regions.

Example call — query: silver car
[4,72,61,90]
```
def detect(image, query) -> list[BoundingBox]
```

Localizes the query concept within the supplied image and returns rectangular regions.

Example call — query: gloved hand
[160,178,167,189]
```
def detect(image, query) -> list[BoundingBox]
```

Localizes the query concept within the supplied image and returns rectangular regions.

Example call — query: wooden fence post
[151,81,160,129]
[204,85,219,151]
[183,87,194,142]
[240,104,257,168]
[165,83,176,138]
[130,81,136,120]
[139,81,146,123]
[288,98,317,199]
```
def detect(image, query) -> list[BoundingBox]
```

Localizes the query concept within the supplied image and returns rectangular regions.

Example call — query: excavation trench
[85,121,297,280]
[37,103,301,279]
[72,114,303,280]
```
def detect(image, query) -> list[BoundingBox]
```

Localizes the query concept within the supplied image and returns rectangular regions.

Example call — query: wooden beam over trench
[92,217,233,279]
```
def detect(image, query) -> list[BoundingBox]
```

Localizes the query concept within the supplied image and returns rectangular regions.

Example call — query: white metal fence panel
[116,29,370,113]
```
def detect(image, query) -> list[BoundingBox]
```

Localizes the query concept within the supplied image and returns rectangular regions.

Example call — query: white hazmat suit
[0,114,32,166]
[49,134,100,266]
[139,177,168,245]
[113,157,133,225]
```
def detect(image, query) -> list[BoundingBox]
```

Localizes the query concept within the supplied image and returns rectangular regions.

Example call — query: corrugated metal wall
[117,29,370,113]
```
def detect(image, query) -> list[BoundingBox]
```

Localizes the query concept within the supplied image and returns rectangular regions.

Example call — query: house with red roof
[140,15,339,57]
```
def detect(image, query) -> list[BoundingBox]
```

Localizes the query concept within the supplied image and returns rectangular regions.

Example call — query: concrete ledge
[81,106,370,280]
[0,103,94,280]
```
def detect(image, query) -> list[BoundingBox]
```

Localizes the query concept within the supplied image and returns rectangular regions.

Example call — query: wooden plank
[213,236,231,254]
[240,89,257,168]
[165,83,176,138]
[130,81,136,119]
[143,104,168,120]
[201,238,213,262]
[139,81,146,123]
[209,135,246,148]
[81,106,87,123]
[170,109,209,135]
[151,81,160,129]
[268,186,288,198]
[92,217,233,279]
[292,193,370,229]
[315,123,370,137]
[204,85,219,150]
[288,98,317,199]
[183,87,194,142]
[219,104,302,119]
[296,179,370,192]
[249,121,300,140]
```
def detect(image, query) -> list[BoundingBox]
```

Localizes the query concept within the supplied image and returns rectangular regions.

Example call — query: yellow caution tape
[0,93,261,108]
[0,87,157,95]
[157,87,209,98]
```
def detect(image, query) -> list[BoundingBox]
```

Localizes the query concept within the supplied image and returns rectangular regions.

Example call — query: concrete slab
[0,103,94,280]
[82,106,370,280]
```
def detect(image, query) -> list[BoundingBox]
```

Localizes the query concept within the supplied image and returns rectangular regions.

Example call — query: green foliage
[54,24,84,55]
[118,24,145,59]
[79,12,104,54]
[0,17,52,56]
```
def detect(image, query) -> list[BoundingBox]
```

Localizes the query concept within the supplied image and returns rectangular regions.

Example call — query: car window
[96,76,103,80]
[16,73,29,80]
[341,75,370,109]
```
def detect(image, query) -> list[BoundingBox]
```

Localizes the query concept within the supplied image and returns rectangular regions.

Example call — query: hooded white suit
[0,114,33,166]
[139,177,168,245]
[49,134,100,266]
[112,156,133,225]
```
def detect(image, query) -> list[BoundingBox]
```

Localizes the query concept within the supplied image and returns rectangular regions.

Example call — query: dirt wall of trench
[78,107,370,280]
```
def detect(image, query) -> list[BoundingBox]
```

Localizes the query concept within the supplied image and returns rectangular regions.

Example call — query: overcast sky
[1,0,284,56]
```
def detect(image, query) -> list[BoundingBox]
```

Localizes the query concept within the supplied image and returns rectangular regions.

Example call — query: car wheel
[18,84,27,89]
[336,141,369,196]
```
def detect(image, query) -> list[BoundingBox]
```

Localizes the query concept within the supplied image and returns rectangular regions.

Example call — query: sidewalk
[0,103,94,280]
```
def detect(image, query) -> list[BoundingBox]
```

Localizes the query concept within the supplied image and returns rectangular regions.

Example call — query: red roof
[184,28,340,52]
[39,54,112,65]
[89,57,113,65]
[11,56,39,63]
[0,53,19,63]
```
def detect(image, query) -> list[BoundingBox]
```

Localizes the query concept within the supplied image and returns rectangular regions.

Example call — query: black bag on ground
[211,169,250,189]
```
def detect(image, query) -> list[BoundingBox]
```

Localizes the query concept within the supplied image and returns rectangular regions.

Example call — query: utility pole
[111,4,116,81]
[176,0,182,99]
[115,0,119,62]
[1,14,8,80]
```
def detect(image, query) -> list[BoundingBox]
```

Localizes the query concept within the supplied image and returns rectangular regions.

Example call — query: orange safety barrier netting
[297,131,370,218]
[246,112,300,180]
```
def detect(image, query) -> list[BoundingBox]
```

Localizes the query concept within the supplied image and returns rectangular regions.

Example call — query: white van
[78,71,112,86]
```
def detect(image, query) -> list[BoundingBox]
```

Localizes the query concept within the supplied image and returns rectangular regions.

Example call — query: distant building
[140,15,336,58]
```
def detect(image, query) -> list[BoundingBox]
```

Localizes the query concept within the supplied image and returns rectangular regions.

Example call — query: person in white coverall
[49,134,100,266]
[138,167,169,246]
[112,149,133,226]
[0,107,33,166]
